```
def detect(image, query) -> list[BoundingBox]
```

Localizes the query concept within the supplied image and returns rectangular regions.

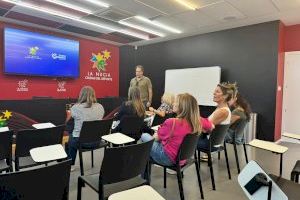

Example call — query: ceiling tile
[59,24,103,37]
[271,0,300,11]
[136,0,188,15]
[226,0,278,17]
[100,0,164,18]
[5,11,64,28]
[200,1,246,21]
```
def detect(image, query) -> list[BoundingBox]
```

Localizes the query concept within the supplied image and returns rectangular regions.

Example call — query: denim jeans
[141,133,173,166]
[225,129,244,145]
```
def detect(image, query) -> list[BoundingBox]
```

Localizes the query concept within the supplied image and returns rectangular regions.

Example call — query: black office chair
[149,134,204,200]
[0,159,71,200]
[197,124,231,190]
[225,119,249,173]
[151,113,174,127]
[14,125,65,171]
[77,139,154,200]
[118,116,144,140]
[0,130,13,173]
[77,119,113,176]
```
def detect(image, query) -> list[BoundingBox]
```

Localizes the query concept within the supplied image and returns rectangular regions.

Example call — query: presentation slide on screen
[4,28,79,78]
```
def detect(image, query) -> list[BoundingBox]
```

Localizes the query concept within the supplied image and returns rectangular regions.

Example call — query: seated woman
[225,93,251,144]
[112,86,145,132]
[197,82,235,150]
[148,93,175,117]
[67,86,105,166]
[141,93,213,167]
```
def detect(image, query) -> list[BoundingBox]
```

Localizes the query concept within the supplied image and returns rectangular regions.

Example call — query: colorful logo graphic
[90,50,111,72]
[0,110,12,127]
[29,46,39,56]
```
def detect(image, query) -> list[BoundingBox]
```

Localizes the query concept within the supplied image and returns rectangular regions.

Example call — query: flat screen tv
[4,28,80,78]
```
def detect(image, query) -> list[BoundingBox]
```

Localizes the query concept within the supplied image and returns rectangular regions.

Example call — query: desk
[102,133,135,145]
[249,139,288,176]
[30,144,67,163]
[238,160,287,200]
[108,185,165,200]
[282,132,300,140]
[269,174,300,200]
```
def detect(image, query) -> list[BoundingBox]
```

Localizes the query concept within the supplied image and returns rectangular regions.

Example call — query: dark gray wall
[120,21,280,141]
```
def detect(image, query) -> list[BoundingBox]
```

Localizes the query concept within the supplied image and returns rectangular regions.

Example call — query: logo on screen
[29,46,39,56]
[90,50,111,72]
[57,81,66,92]
[17,79,28,92]
[52,53,67,61]
[25,46,41,60]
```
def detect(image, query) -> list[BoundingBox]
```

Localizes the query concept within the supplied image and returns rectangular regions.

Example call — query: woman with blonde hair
[113,86,145,132]
[148,92,175,117]
[141,93,212,166]
[67,86,105,166]
[198,82,235,150]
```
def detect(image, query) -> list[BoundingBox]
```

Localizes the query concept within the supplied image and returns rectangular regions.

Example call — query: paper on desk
[32,122,56,129]
[0,127,9,132]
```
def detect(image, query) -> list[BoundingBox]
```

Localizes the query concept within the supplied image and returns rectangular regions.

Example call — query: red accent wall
[274,22,285,141]
[0,22,119,100]
[285,24,300,52]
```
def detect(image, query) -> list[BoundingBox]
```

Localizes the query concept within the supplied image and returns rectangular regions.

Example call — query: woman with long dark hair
[226,93,251,144]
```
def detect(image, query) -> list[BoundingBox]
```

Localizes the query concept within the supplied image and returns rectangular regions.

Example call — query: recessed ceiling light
[1,0,149,40]
[135,16,182,34]
[119,20,165,37]
[46,0,93,14]
[174,0,197,10]
[84,0,109,8]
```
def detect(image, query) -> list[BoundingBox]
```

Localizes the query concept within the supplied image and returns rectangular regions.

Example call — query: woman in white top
[197,82,235,150]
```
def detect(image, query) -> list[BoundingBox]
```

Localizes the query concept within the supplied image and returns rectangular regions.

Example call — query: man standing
[129,65,152,108]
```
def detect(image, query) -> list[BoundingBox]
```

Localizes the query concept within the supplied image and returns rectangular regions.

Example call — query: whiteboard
[165,66,221,106]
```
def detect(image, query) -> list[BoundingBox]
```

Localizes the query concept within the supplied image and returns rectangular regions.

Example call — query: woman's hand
[149,107,155,112]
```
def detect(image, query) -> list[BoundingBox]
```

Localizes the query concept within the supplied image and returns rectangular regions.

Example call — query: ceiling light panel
[119,20,165,37]
[135,15,182,33]
[83,0,109,8]
[45,0,93,14]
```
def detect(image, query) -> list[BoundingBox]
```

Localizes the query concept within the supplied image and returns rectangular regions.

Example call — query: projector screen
[165,66,221,106]
[4,28,79,78]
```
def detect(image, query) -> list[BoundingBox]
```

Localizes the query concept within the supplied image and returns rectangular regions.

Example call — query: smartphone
[244,175,265,195]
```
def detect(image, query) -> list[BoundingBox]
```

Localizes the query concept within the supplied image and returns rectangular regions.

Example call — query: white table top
[249,139,288,154]
[101,133,135,145]
[32,122,56,129]
[238,160,288,200]
[152,125,159,132]
[108,185,165,200]
[0,127,9,132]
[282,132,300,140]
[30,144,67,163]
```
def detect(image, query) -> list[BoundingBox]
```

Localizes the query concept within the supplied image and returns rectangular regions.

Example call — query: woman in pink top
[141,93,213,166]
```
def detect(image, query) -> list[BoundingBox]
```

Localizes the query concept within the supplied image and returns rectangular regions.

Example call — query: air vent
[94,8,134,22]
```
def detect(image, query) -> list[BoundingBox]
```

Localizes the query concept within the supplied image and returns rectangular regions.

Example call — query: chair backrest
[177,133,200,162]
[0,130,13,160]
[79,119,113,143]
[209,124,230,149]
[118,116,144,140]
[15,125,65,158]
[100,139,154,184]
[0,159,71,200]
[151,113,174,126]
[233,119,248,140]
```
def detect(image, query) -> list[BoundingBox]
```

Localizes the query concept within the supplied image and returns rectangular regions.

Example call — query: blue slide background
[4,28,79,78]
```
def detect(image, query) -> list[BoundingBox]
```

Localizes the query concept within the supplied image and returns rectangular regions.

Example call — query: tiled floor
[68,141,300,200]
